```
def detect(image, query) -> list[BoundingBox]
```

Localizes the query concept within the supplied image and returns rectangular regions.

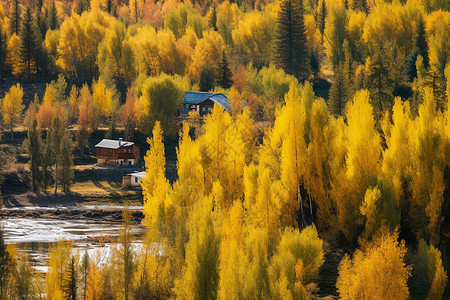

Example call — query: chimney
[119,138,123,147]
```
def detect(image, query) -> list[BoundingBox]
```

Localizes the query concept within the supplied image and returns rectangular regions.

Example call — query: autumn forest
[0,0,449,298]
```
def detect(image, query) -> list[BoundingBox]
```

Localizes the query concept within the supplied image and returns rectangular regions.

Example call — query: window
[202,107,206,112]
[135,177,138,183]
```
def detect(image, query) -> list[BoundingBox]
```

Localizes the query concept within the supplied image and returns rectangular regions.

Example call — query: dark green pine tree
[19,7,38,77]
[106,0,114,15]
[317,0,326,43]
[216,51,233,89]
[24,119,42,193]
[416,18,429,69]
[36,4,48,38]
[60,130,74,193]
[207,5,218,31]
[62,256,77,300]
[426,65,447,111]
[10,0,21,35]
[47,0,58,30]
[274,0,309,79]
[49,116,64,193]
[365,44,395,116]
[199,65,216,92]
[75,0,86,15]
[328,63,351,116]
[0,30,7,81]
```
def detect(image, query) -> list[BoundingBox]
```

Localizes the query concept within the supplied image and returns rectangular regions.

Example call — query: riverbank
[0,206,144,223]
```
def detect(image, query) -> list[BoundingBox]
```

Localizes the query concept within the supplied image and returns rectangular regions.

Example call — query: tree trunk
[298,185,306,228]
[54,163,58,194]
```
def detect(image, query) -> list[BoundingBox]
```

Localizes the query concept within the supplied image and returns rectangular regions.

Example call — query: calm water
[1,217,146,272]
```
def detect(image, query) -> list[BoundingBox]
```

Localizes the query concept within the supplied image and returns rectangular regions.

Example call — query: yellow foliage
[231,10,274,67]
[141,121,169,232]
[92,77,117,128]
[218,202,247,300]
[305,98,337,234]
[410,88,445,244]
[199,105,245,203]
[175,122,204,207]
[189,30,225,81]
[174,195,220,300]
[6,34,23,76]
[45,240,73,300]
[382,98,413,204]
[269,226,322,299]
[346,89,380,179]
[337,228,411,300]
[1,83,24,133]
[426,10,450,73]
[245,164,282,245]
[278,83,306,227]
[426,242,448,299]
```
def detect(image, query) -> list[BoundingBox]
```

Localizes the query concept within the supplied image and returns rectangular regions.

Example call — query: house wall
[122,175,142,187]
[97,144,140,166]
[184,99,215,116]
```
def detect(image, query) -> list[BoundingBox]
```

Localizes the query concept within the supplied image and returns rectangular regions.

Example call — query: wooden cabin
[181,92,231,116]
[95,138,140,166]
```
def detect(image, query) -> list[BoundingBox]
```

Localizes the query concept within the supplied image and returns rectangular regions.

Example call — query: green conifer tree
[416,18,429,69]
[19,7,38,77]
[328,63,350,116]
[274,0,309,79]
[207,5,218,31]
[10,0,21,36]
[48,116,64,193]
[0,29,6,81]
[24,119,42,193]
[62,256,77,300]
[365,44,394,116]
[47,0,58,30]
[80,253,89,300]
[42,128,54,193]
[216,51,233,89]
[60,131,74,193]
[317,0,326,43]
[199,66,216,92]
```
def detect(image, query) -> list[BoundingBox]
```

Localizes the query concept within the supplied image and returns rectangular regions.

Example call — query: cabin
[122,171,146,188]
[95,138,140,166]
[182,92,231,116]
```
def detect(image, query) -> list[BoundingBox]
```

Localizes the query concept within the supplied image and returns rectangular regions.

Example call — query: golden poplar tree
[337,228,411,300]
[410,88,445,245]
[331,89,381,243]
[174,196,220,300]
[1,83,24,139]
[142,121,168,231]
[278,83,306,227]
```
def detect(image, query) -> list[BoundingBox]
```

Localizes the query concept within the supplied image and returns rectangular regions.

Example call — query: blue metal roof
[183,92,214,105]
[183,92,231,111]
[210,94,231,111]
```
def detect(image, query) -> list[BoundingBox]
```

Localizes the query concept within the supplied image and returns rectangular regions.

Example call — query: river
[1,213,146,272]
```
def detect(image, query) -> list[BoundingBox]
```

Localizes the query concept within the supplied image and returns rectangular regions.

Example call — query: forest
[0,0,449,298]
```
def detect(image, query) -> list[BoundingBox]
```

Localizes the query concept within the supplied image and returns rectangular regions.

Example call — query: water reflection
[1,217,146,272]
